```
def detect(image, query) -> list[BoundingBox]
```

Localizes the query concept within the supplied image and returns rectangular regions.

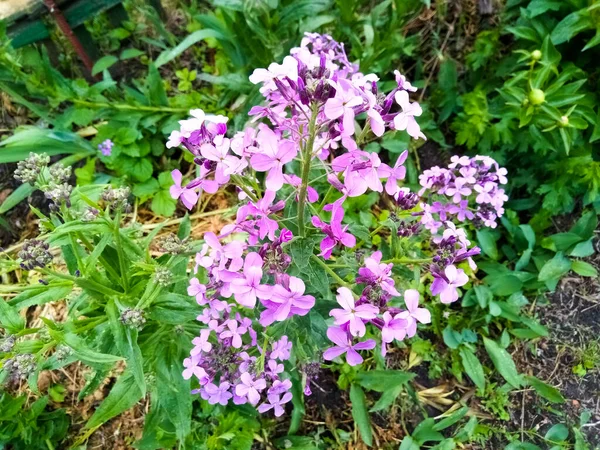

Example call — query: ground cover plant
[1,1,600,449]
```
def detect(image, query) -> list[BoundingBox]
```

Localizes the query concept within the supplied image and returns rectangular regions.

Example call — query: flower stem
[297,105,319,237]
[384,257,432,265]
[72,99,189,113]
[310,255,352,289]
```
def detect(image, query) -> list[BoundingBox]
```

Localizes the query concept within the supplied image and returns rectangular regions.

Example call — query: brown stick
[42,0,96,77]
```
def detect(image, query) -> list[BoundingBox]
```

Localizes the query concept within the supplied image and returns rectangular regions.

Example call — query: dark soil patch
[510,242,600,447]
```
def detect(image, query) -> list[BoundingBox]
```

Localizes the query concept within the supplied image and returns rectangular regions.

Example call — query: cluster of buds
[45,164,73,207]
[0,335,16,353]
[18,239,52,270]
[4,353,36,380]
[153,266,173,287]
[102,186,131,212]
[120,308,146,331]
[14,153,50,185]
[160,233,192,254]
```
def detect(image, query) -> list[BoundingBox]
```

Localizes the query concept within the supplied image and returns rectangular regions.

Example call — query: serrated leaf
[0,298,25,333]
[86,370,144,429]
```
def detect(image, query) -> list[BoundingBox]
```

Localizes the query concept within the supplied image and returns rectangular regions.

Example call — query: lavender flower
[98,139,114,156]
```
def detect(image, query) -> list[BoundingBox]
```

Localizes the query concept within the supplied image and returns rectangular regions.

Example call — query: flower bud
[558,116,569,127]
[5,354,36,379]
[531,50,542,61]
[153,266,173,287]
[528,88,545,106]
[18,239,52,270]
[14,153,50,185]
[120,308,146,331]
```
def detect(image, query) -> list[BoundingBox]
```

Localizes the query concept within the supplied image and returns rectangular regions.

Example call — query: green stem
[231,175,258,203]
[384,257,432,264]
[310,255,353,289]
[113,210,129,293]
[297,105,319,237]
[72,99,189,113]
[42,270,122,297]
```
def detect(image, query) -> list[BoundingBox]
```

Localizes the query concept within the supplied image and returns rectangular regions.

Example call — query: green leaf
[151,190,177,217]
[571,260,598,277]
[477,229,499,260]
[120,48,144,60]
[86,370,144,429]
[545,423,569,441]
[356,370,415,392]
[399,436,420,450]
[0,183,34,214]
[525,376,565,404]
[132,179,160,200]
[155,29,225,67]
[9,285,72,310]
[459,347,485,391]
[538,252,572,284]
[483,337,522,388]
[106,300,146,396]
[433,406,469,431]
[147,63,168,107]
[0,298,25,333]
[369,384,403,412]
[92,55,118,76]
[288,237,315,268]
[62,333,122,367]
[350,384,373,446]
[551,11,593,45]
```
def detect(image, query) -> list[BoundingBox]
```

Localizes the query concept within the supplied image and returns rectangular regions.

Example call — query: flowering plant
[168,33,508,417]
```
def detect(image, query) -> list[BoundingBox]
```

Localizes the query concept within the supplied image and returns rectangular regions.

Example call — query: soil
[508,244,600,448]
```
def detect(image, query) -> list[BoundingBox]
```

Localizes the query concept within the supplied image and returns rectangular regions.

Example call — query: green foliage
[0,393,69,449]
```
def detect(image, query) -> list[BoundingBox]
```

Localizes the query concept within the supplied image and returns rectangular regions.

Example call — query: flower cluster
[18,239,53,270]
[419,155,508,232]
[167,33,507,418]
[324,252,431,364]
[98,139,114,156]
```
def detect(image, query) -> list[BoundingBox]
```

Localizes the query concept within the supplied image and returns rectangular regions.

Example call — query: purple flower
[270,336,292,361]
[358,251,401,297]
[170,169,198,210]
[257,392,293,417]
[430,265,469,304]
[182,355,208,382]
[311,202,356,259]
[323,326,375,366]
[324,79,363,136]
[393,91,425,140]
[201,382,232,405]
[260,276,315,326]
[229,252,272,308]
[395,289,431,337]
[191,329,212,355]
[380,150,408,196]
[235,372,266,405]
[329,287,379,337]
[250,128,297,190]
[188,278,208,305]
[98,139,114,156]
[219,319,246,348]
[380,311,409,356]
